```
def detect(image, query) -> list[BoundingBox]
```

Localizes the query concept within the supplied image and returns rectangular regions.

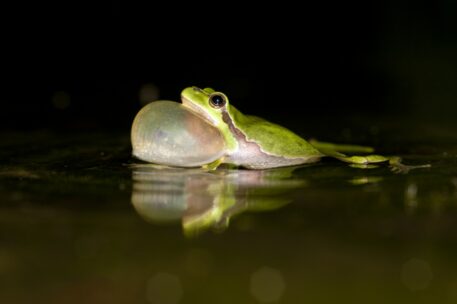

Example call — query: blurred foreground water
[0,119,456,304]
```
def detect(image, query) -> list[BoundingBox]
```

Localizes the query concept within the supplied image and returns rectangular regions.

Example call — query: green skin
[181,86,423,171]
[131,164,303,236]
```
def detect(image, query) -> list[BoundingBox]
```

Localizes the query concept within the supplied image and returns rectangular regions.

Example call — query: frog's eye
[209,93,226,109]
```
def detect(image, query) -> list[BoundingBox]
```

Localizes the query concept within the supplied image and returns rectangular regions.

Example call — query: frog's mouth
[181,96,218,126]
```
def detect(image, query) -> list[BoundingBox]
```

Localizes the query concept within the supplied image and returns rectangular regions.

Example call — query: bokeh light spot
[139,83,160,105]
[51,91,71,109]
[447,279,457,302]
[401,258,433,291]
[250,266,285,303]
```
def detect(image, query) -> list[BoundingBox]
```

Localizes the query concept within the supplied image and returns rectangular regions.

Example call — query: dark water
[1,122,456,304]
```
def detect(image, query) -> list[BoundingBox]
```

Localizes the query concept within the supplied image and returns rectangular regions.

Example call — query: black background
[2,1,457,131]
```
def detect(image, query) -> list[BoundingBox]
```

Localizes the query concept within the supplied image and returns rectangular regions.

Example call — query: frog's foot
[388,156,431,174]
[328,150,389,165]
[202,157,225,171]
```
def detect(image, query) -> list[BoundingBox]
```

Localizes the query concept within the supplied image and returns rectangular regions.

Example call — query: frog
[180,86,429,172]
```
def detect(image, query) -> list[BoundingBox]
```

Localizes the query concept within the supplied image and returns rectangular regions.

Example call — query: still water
[0,121,456,304]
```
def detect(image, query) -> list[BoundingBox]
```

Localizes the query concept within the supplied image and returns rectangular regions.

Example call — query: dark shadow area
[2,1,456,132]
[1,2,457,304]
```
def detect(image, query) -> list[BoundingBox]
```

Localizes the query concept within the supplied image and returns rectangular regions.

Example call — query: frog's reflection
[131,164,306,236]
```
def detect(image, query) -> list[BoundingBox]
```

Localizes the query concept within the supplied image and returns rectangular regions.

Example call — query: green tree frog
[131,86,429,172]
[180,86,426,171]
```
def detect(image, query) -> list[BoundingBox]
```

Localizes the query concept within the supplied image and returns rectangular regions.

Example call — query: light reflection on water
[131,164,306,236]
[130,156,457,237]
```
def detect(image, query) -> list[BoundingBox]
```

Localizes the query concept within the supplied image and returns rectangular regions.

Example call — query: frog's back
[231,110,322,159]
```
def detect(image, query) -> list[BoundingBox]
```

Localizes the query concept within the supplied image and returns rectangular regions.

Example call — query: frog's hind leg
[309,139,431,173]
[324,150,430,173]
[324,150,389,165]
[309,139,375,154]
[309,139,386,166]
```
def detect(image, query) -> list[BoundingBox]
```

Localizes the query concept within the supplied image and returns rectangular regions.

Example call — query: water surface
[0,123,456,304]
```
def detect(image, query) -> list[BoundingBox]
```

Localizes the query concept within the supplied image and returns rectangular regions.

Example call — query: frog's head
[181,86,230,127]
